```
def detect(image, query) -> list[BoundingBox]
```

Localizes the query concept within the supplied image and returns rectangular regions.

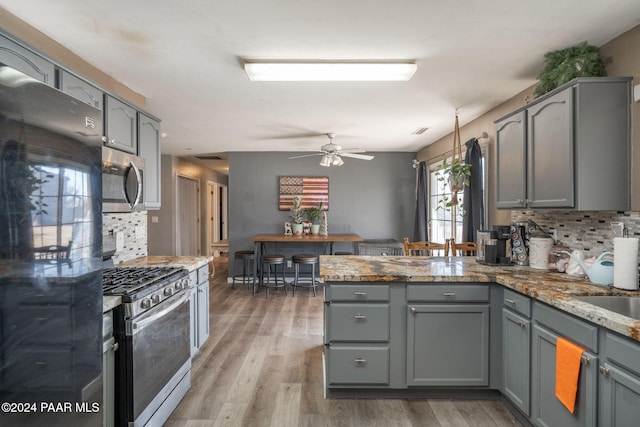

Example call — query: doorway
[177,175,200,256]
[207,181,228,256]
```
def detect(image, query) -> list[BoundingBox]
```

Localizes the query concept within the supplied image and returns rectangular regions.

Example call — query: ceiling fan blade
[340,153,375,160]
[339,148,366,153]
[288,153,324,159]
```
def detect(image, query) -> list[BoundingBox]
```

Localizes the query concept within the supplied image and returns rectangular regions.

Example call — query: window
[428,146,487,243]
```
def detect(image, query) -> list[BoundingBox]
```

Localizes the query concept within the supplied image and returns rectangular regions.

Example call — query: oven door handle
[128,291,190,336]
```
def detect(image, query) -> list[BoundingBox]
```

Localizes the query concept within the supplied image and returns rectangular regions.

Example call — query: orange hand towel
[555,337,584,414]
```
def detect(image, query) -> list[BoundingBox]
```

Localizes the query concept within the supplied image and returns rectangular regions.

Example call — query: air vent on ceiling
[195,155,224,160]
[412,127,429,135]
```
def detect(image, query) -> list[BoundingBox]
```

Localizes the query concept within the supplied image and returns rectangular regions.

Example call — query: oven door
[126,290,190,424]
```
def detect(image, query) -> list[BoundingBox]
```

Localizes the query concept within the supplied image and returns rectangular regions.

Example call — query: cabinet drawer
[533,302,598,352]
[326,284,390,302]
[407,284,489,302]
[326,345,389,385]
[605,332,640,375]
[326,304,389,342]
[4,348,74,389]
[503,288,532,318]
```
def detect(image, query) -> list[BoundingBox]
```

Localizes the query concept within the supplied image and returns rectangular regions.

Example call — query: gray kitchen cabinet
[190,265,210,356]
[599,332,640,426]
[103,335,116,427]
[495,111,527,209]
[138,113,162,209]
[531,302,598,427]
[406,284,490,387]
[502,308,531,415]
[324,283,391,387]
[104,95,138,154]
[0,33,55,85]
[407,303,489,386]
[495,77,631,210]
[59,70,103,110]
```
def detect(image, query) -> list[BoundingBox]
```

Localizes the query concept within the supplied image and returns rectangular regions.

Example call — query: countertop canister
[529,236,554,269]
[613,237,639,290]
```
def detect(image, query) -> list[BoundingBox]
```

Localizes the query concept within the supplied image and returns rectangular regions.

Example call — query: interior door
[177,175,200,256]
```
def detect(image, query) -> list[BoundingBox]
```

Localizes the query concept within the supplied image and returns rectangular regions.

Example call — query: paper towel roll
[614,237,639,290]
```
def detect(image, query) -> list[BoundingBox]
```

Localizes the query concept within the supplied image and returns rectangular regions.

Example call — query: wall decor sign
[279,176,329,210]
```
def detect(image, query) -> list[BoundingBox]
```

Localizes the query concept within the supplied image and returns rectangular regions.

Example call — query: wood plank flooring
[165,256,522,427]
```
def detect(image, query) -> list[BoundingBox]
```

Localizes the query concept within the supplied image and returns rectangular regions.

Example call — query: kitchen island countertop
[320,255,640,342]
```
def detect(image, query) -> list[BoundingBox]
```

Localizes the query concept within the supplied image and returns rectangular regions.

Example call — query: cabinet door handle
[354,358,367,364]
[354,291,367,296]
[410,306,416,314]
[518,321,526,328]
[443,292,456,297]
[354,314,366,320]
[599,365,610,376]
[112,342,119,352]
[517,199,524,205]
[581,355,591,365]
[505,299,516,305]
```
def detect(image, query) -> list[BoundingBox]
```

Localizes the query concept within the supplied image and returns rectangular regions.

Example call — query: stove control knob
[174,282,183,291]
[140,298,152,309]
[152,294,161,304]
[164,287,173,297]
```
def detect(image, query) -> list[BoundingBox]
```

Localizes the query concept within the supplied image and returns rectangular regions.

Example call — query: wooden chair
[446,239,477,256]
[403,238,447,256]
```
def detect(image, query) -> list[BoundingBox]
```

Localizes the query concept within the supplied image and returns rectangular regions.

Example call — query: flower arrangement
[305,201,324,224]
[288,196,305,224]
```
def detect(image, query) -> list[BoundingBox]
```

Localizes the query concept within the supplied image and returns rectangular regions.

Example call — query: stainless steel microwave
[102,146,145,212]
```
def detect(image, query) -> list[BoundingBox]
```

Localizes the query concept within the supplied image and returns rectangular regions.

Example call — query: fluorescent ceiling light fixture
[244,62,417,81]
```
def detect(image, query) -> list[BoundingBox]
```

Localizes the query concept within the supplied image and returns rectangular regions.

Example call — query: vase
[291,223,303,235]
[311,224,320,235]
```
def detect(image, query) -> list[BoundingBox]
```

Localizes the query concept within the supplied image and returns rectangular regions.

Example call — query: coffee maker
[476,225,512,265]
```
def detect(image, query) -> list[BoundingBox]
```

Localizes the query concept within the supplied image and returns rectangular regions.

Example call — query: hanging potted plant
[434,114,471,211]
[288,196,305,235]
[305,201,324,235]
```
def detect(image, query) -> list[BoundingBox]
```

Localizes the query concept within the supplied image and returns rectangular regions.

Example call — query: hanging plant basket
[435,114,471,210]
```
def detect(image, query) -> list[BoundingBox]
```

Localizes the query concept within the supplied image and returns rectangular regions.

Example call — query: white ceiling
[3,1,640,171]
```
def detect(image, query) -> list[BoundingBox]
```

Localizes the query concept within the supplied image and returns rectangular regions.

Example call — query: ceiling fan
[288,133,374,167]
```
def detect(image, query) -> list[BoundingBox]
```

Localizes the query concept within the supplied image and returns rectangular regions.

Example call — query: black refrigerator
[0,64,103,426]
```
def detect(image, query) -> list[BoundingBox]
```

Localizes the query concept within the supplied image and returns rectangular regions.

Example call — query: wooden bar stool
[291,254,320,296]
[232,250,254,290]
[256,254,287,298]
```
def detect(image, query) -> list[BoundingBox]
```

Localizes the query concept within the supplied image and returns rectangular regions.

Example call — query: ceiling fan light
[331,155,344,166]
[319,155,332,167]
[244,62,417,81]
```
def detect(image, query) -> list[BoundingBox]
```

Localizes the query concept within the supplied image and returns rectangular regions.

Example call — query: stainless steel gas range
[103,267,191,427]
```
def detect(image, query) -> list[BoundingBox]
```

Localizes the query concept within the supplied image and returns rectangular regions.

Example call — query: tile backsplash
[511,210,640,256]
[103,211,148,264]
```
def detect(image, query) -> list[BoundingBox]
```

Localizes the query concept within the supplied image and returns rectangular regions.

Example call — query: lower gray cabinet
[102,335,116,427]
[599,332,640,426]
[531,324,597,427]
[326,345,390,385]
[407,304,489,386]
[190,266,210,356]
[502,308,531,415]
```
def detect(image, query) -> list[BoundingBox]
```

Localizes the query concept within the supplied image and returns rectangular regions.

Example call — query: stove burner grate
[103,266,187,297]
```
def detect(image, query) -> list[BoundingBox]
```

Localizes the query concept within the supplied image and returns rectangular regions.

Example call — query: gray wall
[228,151,416,271]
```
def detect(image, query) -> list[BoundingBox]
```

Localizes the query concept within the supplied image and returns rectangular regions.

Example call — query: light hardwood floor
[165,255,522,427]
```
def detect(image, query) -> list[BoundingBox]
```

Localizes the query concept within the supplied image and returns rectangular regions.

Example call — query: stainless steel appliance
[102,146,145,213]
[103,267,191,427]
[0,63,103,426]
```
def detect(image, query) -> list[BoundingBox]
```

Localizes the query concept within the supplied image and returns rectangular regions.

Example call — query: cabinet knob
[505,299,516,305]
[517,199,525,205]
[354,358,367,364]
[354,291,367,296]
[581,355,591,365]
[354,314,366,320]
[518,321,526,328]
[443,292,456,297]
[111,342,119,352]
[599,365,610,376]
[410,306,416,314]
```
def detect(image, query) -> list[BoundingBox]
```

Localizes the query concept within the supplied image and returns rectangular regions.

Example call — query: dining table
[250,233,364,286]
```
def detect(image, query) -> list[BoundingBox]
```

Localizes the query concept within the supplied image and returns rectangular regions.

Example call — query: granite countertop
[320,255,640,342]
[103,295,121,313]
[117,255,213,271]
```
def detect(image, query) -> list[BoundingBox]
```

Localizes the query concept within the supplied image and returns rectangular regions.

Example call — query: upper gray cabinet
[104,95,138,154]
[0,34,55,85]
[59,70,103,110]
[495,77,631,210]
[138,113,162,209]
